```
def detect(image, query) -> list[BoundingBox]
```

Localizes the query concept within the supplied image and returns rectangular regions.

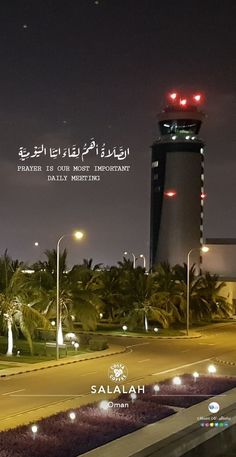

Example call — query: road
[0,322,236,430]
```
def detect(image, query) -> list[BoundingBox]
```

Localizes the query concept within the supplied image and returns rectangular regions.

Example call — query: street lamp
[186,245,209,336]
[139,254,146,269]
[124,251,136,268]
[56,230,84,360]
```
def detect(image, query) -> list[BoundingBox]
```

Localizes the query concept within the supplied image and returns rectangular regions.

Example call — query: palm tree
[41,248,68,279]
[97,267,123,320]
[82,258,103,271]
[120,269,172,331]
[198,272,231,318]
[0,250,24,294]
[33,248,69,343]
[117,257,134,271]
[153,262,184,322]
[173,263,207,322]
[68,265,103,331]
[0,269,49,355]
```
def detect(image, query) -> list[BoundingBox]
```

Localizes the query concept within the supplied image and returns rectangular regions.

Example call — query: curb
[0,346,127,378]
[82,332,201,340]
[214,357,236,367]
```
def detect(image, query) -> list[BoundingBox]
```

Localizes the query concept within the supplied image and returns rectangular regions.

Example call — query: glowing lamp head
[153,384,160,392]
[180,99,187,106]
[130,393,137,400]
[201,246,209,253]
[193,371,200,379]
[99,400,109,411]
[31,425,38,434]
[201,193,207,199]
[208,364,216,374]
[173,376,182,386]
[74,230,84,240]
[69,412,76,421]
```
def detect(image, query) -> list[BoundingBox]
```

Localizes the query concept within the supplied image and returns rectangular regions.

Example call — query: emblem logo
[108,363,128,383]
[208,402,220,414]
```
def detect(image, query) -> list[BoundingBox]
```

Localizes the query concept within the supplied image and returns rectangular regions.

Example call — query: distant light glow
[169,92,177,100]
[74,342,79,350]
[164,123,170,127]
[154,327,159,333]
[173,376,182,386]
[180,99,187,106]
[122,325,128,331]
[34,242,39,247]
[185,136,190,140]
[51,320,56,326]
[201,246,209,253]
[172,135,177,140]
[201,193,207,199]
[164,190,177,198]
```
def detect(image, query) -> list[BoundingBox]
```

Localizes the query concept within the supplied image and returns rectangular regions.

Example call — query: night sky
[0,0,235,267]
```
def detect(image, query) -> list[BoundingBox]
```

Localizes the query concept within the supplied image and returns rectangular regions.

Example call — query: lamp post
[139,254,146,269]
[56,230,84,360]
[34,241,43,288]
[186,245,209,336]
[123,251,136,268]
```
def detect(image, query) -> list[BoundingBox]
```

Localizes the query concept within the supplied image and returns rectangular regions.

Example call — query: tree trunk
[144,313,149,332]
[6,319,13,356]
[57,319,64,345]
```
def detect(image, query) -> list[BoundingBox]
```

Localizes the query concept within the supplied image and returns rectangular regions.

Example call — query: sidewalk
[0,344,126,378]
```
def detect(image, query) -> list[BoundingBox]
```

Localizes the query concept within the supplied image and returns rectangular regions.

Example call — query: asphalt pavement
[0,322,236,431]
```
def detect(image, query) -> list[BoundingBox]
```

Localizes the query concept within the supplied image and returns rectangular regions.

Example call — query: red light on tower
[201,192,207,199]
[193,94,202,103]
[180,98,187,106]
[164,190,177,198]
[169,92,177,101]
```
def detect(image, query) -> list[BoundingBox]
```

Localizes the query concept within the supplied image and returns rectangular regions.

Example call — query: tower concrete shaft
[150,100,205,268]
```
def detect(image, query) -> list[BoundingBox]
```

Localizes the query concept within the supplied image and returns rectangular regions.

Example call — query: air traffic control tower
[150,92,206,268]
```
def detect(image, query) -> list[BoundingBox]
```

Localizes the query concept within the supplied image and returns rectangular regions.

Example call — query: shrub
[35,328,56,342]
[89,338,108,351]
[78,333,92,347]
[1,375,236,456]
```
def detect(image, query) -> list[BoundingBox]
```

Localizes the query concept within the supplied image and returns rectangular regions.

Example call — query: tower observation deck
[150,92,206,268]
